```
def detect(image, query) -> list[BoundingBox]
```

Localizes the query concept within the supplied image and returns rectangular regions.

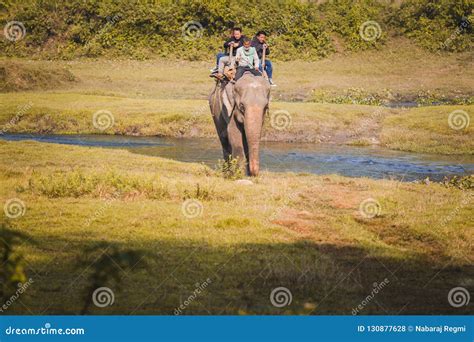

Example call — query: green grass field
[1,140,472,314]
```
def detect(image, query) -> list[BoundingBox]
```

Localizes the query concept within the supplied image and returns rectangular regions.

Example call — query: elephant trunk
[244,106,264,176]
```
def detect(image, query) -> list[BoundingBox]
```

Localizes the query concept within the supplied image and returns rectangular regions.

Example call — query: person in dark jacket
[251,31,276,86]
[222,27,245,56]
[212,28,246,79]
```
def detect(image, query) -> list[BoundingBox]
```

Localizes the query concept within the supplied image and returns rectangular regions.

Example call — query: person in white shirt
[234,37,262,81]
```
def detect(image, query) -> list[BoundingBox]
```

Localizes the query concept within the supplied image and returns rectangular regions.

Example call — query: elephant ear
[221,83,235,124]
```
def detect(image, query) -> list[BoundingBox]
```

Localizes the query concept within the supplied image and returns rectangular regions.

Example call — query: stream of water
[1,133,473,182]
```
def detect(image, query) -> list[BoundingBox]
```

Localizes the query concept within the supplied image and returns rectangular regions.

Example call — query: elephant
[209,74,270,176]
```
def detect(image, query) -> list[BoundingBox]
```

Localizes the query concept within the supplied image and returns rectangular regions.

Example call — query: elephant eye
[239,103,245,112]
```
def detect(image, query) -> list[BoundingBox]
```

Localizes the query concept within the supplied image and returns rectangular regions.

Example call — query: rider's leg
[234,66,245,81]
[265,60,273,79]
[250,68,262,77]
[217,56,230,75]
[216,52,226,66]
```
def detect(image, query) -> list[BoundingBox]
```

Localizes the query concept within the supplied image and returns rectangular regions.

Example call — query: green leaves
[1,0,472,59]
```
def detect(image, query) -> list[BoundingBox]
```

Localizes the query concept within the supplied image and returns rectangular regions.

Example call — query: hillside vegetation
[1,0,472,60]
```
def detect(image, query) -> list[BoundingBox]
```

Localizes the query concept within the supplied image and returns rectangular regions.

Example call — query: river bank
[2,133,473,182]
[1,92,472,155]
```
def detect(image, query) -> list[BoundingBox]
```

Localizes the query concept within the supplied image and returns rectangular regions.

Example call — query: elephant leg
[212,115,231,160]
[209,86,232,160]
[221,137,232,161]
[227,115,246,168]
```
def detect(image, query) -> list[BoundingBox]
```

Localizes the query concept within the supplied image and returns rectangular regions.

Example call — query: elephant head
[232,75,270,176]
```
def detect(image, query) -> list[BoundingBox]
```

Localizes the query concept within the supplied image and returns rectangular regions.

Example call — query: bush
[320,0,387,50]
[216,157,244,180]
[441,175,474,190]
[25,170,171,199]
[1,0,471,59]
[390,0,473,52]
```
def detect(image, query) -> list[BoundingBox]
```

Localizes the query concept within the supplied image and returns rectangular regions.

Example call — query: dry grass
[0,61,76,92]
[1,38,472,101]
[381,105,473,154]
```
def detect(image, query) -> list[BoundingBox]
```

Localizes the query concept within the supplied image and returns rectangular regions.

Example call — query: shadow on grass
[6,237,473,315]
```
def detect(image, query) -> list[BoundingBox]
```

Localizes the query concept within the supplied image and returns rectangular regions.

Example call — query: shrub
[26,170,171,199]
[320,0,387,50]
[216,157,243,180]
[182,183,212,201]
[390,0,473,52]
[311,87,385,105]
[441,175,474,190]
[0,0,340,60]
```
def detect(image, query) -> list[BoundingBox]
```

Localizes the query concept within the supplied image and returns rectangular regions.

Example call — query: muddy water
[2,133,473,181]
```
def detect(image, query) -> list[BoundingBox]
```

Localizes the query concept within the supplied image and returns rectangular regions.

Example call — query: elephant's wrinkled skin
[209,74,270,176]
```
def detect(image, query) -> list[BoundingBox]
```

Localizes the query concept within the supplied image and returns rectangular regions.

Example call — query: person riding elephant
[213,27,246,80]
[251,31,276,86]
[234,37,262,81]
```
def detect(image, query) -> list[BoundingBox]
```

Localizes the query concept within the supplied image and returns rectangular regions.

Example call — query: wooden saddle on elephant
[223,65,236,81]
